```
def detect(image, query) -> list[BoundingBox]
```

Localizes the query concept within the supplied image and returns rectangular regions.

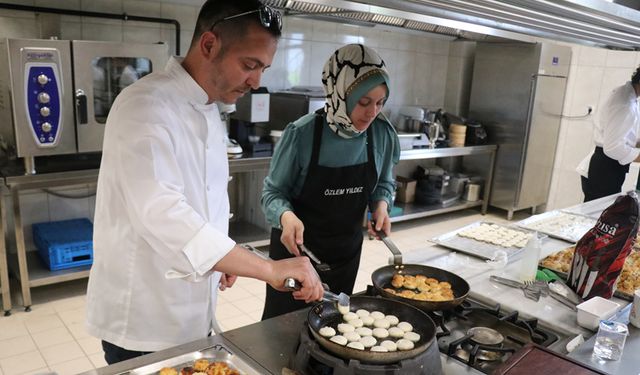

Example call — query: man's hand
[280,211,304,256]
[368,200,391,239]
[218,273,237,291]
[267,256,323,303]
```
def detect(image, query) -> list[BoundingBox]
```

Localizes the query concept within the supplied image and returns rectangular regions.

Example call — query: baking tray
[517,210,596,243]
[127,344,262,374]
[432,221,535,260]
[539,253,633,302]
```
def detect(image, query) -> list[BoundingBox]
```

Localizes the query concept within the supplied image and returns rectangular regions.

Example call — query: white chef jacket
[577,82,640,178]
[86,57,236,352]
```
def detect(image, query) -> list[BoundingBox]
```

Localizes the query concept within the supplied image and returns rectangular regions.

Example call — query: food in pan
[387,274,455,302]
[361,316,375,326]
[343,311,358,321]
[349,318,364,328]
[158,360,239,375]
[319,326,336,337]
[396,338,415,351]
[330,335,348,345]
[540,247,640,296]
[320,307,421,353]
[458,223,532,248]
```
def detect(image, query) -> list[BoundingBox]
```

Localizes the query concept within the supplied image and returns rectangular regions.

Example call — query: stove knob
[37,74,49,85]
[41,122,52,133]
[40,106,51,117]
[37,92,50,104]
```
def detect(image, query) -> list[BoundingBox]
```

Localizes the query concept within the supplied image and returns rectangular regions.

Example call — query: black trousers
[581,147,629,202]
[102,340,151,365]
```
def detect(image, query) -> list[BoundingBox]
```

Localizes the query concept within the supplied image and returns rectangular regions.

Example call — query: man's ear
[200,31,221,61]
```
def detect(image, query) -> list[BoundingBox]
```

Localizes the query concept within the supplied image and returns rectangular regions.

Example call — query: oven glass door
[71,40,169,153]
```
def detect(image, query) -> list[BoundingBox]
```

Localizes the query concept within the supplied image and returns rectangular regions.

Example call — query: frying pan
[372,264,470,311]
[307,296,436,364]
[371,228,469,311]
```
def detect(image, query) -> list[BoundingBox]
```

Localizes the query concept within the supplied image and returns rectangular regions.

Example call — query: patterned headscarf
[322,44,390,138]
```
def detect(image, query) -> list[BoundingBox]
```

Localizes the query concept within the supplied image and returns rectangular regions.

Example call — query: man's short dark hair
[189,0,281,50]
[632,66,640,85]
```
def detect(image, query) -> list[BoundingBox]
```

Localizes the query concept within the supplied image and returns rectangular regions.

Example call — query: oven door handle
[75,89,88,125]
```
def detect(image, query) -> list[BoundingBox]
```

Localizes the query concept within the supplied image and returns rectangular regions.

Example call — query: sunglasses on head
[210,4,282,32]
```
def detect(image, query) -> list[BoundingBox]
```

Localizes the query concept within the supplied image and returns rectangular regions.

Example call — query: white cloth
[86,57,236,352]
[577,82,640,178]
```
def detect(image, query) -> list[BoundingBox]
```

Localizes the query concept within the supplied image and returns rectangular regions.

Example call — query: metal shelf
[391,199,484,222]
[8,252,90,288]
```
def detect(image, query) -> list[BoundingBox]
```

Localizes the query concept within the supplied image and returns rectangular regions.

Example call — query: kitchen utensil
[371,264,470,311]
[307,296,437,364]
[490,275,541,301]
[283,278,350,309]
[299,244,331,272]
[524,279,549,297]
[372,226,403,265]
[548,285,578,311]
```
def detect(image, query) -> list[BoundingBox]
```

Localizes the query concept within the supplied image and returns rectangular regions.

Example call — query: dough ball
[372,328,389,339]
[337,304,350,315]
[330,335,348,346]
[193,359,209,372]
[319,326,336,337]
[373,318,391,329]
[359,335,377,348]
[397,339,415,351]
[397,321,413,332]
[403,331,421,342]
[338,323,355,333]
[380,340,397,352]
[355,327,373,337]
[385,314,400,326]
[346,341,365,350]
[356,309,370,318]
[349,318,364,328]
[344,331,361,342]
[362,316,375,326]
[388,327,405,338]
[343,312,359,321]
[370,311,385,320]
[370,345,388,352]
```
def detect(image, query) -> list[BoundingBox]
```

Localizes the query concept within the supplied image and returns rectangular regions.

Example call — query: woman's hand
[280,211,304,256]
[368,200,391,239]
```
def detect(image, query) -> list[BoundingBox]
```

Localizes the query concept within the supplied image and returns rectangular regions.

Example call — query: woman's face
[349,84,388,132]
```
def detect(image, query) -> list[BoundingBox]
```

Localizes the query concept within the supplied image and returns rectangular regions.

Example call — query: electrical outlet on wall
[588,105,594,114]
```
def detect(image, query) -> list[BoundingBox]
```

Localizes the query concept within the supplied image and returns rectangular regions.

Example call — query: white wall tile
[82,22,123,41]
[567,65,604,115]
[124,0,161,18]
[0,16,38,38]
[358,27,382,48]
[81,0,122,13]
[576,45,607,67]
[123,25,164,44]
[160,3,197,31]
[308,41,339,86]
[605,50,637,68]
[281,16,309,40]
[35,0,79,10]
[60,21,82,40]
[311,19,336,43]
[336,24,362,45]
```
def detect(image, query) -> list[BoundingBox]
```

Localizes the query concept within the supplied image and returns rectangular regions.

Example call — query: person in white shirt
[578,67,640,202]
[85,0,323,365]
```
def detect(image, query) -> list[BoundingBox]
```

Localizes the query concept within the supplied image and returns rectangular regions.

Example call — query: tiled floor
[0,207,526,374]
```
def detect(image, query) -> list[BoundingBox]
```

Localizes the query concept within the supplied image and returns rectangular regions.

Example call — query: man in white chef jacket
[578,66,640,201]
[85,0,323,364]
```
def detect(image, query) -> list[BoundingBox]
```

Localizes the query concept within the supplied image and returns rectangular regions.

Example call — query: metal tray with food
[432,221,535,260]
[517,210,596,243]
[539,247,640,302]
[128,344,261,375]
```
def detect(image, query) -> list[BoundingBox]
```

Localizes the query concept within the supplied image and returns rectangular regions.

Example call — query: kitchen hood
[264,0,640,50]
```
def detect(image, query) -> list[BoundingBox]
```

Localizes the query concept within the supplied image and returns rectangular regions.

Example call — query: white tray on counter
[516,210,596,243]
[431,221,534,260]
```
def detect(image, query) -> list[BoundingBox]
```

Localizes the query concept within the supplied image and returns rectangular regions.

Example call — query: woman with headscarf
[261,44,400,319]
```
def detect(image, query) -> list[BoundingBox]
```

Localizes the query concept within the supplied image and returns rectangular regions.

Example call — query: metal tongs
[284,278,350,309]
[299,244,331,272]
[490,275,541,301]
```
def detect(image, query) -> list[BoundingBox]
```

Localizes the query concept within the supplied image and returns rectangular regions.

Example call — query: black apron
[581,146,630,202]
[262,111,377,320]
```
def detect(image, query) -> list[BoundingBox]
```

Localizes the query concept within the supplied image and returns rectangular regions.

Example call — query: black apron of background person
[581,146,630,202]
[262,111,377,320]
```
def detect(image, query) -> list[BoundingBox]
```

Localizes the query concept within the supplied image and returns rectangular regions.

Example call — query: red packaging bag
[568,192,639,299]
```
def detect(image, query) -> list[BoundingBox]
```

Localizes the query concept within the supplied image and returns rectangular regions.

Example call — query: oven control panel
[25,63,62,147]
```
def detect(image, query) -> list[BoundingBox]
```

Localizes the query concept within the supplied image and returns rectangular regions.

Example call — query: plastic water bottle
[519,232,541,282]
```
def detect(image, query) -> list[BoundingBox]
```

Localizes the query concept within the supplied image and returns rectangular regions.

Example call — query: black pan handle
[371,221,403,265]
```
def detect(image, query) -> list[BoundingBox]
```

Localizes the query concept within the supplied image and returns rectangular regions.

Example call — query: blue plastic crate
[32,218,93,271]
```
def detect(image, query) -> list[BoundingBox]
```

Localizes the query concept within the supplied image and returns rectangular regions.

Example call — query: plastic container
[629,289,640,328]
[518,232,541,282]
[576,296,621,331]
[593,320,628,360]
[32,218,94,271]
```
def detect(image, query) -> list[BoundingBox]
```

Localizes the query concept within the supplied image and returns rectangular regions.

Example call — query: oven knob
[37,92,50,104]
[37,74,49,85]
[40,106,51,117]
[41,122,52,133]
